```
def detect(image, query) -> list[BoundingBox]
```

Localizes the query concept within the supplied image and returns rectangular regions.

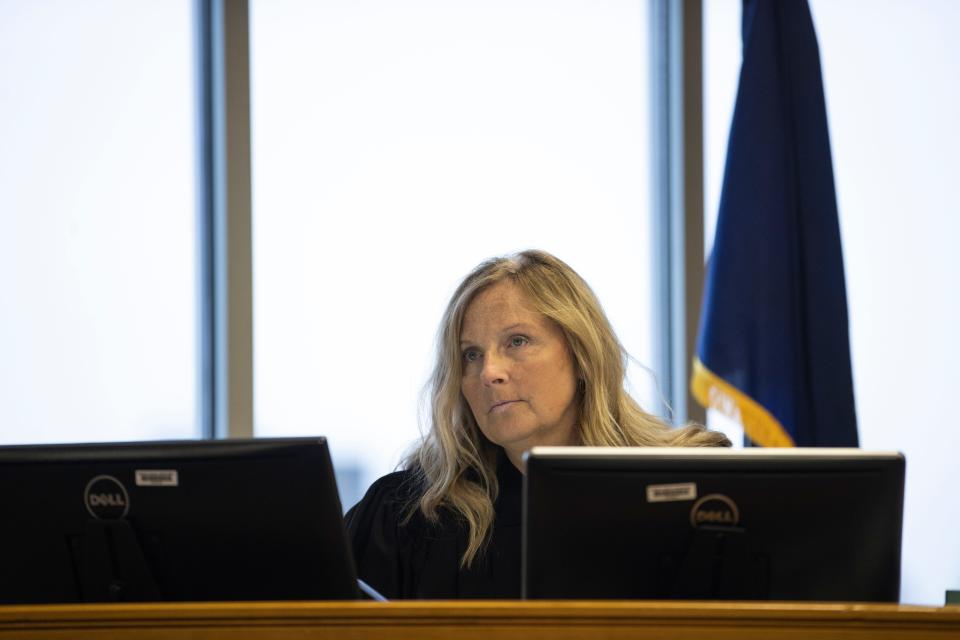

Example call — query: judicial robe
[344,452,522,599]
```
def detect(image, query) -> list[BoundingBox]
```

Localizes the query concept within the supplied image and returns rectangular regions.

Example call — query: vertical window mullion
[650,0,705,426]
[195,0,254,440]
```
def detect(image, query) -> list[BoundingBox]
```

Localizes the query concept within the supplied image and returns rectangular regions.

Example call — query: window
[250,0,658,508]
[0,1,199,444]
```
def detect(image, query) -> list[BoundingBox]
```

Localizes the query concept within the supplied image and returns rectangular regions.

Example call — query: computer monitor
[0,437,360,603]
[523,447,905,602]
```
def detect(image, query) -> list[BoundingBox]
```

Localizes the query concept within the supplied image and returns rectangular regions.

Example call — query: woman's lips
[489,399,520,414]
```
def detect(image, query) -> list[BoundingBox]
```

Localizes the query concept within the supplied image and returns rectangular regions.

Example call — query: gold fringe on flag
[691,358,795,447]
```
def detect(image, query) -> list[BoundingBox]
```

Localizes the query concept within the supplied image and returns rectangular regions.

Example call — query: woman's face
[459,280,579,469]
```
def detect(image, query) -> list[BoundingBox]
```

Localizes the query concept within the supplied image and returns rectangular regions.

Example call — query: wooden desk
[2,601,958,640]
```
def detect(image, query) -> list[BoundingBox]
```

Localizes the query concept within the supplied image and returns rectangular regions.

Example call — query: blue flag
[691,0,858,447]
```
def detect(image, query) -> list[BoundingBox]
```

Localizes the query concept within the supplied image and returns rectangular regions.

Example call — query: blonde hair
[406,250,729,567]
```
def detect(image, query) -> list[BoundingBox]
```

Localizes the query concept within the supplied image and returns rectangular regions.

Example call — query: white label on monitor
[646,482,697,503]
[135,469,179,487]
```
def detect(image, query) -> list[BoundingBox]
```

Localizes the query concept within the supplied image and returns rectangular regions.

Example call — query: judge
[345,250,730,599]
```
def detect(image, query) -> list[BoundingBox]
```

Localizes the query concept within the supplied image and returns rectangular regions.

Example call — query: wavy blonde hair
[406,250,730,567]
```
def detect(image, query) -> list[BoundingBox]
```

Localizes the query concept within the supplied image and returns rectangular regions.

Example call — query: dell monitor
[0,437,360,603]
[523,447,905,602]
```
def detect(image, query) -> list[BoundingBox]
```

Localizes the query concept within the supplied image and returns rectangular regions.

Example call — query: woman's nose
[481,351,509,385]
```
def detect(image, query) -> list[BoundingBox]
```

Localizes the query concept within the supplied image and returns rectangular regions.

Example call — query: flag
[691,0,858,447]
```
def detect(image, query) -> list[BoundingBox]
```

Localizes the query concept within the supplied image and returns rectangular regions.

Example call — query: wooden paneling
[2,601,959,640]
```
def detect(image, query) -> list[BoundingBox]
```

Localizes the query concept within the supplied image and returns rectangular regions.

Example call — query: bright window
[0,1,199,444]
[251,0,657,508]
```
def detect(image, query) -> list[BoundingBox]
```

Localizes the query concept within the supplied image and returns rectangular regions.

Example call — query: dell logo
[84,475,130,520]
[694,509,737,525]
[689,493,740,528]
[88,493,126,508]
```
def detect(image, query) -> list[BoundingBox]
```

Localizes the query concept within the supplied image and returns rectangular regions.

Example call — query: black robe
[344,454,522,599]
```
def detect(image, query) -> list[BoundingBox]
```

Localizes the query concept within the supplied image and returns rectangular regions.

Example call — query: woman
[345,250,730,599]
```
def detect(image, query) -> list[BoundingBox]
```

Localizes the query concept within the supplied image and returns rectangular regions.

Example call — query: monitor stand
[75,519,161,602]
[657,525,769,599]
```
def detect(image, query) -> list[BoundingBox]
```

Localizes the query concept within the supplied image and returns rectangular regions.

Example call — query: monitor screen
[0,437,359,603]
[523,447,905,602]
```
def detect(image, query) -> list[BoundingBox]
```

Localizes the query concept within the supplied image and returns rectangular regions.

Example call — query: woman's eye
[509,336,529,348]
[463,349,481,363]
